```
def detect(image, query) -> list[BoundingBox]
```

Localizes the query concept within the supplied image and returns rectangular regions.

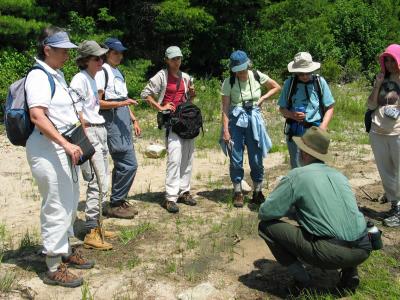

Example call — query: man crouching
[258,126,372,292]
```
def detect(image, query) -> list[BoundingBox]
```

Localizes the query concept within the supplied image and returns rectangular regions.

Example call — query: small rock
[177,282,217,300]
[144,144,166,158]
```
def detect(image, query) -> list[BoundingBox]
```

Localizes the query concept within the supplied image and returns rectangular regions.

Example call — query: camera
[384,106,400,119]
[243,101,253,109]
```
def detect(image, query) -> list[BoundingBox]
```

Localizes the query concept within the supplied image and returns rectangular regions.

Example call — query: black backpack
[170,101,203,139]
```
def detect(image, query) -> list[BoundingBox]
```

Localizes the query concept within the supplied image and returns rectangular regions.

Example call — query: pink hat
[379,44,400,73]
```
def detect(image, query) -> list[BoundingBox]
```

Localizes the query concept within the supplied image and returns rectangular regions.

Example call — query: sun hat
[165,46,183,59]
[293,126,331,162]
[230,50,250,72]
[379,44,400,73]
[43,31,77,48]
[76,40,108,60]
[288,52,321,73]
[104,38,127,52]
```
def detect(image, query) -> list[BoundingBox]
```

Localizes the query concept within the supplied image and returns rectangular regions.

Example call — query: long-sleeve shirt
[259,163,366,241]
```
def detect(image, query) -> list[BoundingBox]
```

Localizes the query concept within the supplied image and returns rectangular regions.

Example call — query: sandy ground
[0,132,397,300]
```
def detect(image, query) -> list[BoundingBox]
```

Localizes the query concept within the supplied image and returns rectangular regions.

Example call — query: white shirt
[70,70,105,125]
[25,58,80,132]
[95,63,128,100]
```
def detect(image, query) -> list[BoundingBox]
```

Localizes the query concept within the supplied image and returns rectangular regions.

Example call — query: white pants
[165,131,195,202]
[26,130,79,256]
[81,126,109,229]
[370,132,400,204]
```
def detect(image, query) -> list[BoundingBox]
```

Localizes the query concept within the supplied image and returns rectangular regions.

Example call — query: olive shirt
[221,70,270,105]
[259,163,367,242]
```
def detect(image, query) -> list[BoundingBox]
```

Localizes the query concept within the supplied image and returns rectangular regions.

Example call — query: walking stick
[89,158,105,243]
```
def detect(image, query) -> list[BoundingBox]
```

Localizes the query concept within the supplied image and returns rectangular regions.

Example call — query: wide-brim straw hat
[288,52,321,73]
[293,126,331,162]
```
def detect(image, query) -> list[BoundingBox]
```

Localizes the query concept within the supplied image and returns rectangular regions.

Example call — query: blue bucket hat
[43,31,77,48]
[104,38,127,52]
[230,50,250,72]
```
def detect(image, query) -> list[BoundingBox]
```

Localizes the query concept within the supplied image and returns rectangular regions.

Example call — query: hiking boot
[84,228,113,250]
[233,192,244,208]
[177,191,197,206]
[162,200,179,213]
[62,248,95,269]
[105,200,138,219]
[249,191,265,205]
[43,263,83,288]
[337,267,360,292]
[383,212,400,227]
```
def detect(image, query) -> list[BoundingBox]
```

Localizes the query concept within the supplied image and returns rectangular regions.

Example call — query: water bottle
[367,220,383,250]
[293,106,306,136]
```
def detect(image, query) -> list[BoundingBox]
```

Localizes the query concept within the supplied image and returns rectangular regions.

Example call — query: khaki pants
[258,220,370,270]
[369,132,400,204]
[81,126,109,229]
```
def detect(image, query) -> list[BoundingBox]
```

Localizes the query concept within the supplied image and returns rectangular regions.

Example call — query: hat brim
[49,41,78,49]
[287,61,320,73]
[293,136,331,162]
[76,48,109,60]
[108,45,127,52]
[231,61,249,72]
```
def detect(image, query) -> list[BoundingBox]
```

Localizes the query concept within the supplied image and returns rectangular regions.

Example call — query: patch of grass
[119,222,154,245]
[164,261,177,274]
[19,229,39,251]
[186,236,199,250]
[126,255,141,269]
[0,254,17,293]
[81,281,94,300]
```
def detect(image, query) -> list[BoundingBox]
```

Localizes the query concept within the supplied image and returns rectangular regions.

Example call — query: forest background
[1,0,400,108]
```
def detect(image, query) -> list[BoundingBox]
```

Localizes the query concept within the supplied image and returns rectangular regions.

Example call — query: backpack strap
[229,71,236,89]
[286,75,297,111]
[30,64,56,98]
[252,69,261,84]
[313,74,325,116]
[102,66,109,91]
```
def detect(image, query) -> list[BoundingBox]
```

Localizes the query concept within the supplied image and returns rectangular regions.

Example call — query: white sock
[233,182,241,193]
[253,181,263,192]
[287,261,310,284]
[46,255,61,272]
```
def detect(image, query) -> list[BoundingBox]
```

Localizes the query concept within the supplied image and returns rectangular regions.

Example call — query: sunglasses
[296,72,312,76]
[170,57,182,61]
[90,56,102,62]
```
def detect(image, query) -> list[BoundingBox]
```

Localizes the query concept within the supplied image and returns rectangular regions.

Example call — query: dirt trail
[0,133,397,299]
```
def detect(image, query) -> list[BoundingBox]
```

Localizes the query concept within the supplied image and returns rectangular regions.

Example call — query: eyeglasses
[170,57,182,61]
[296,72,312,76]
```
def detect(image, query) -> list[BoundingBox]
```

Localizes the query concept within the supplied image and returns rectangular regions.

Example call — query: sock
[233,182,241,193]
[287,261,310,284]
[46,255,62,272]
[253,181,263,192]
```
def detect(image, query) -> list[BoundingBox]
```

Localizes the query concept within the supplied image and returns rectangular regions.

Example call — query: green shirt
[221,70,270,105]
[259,163,367,241]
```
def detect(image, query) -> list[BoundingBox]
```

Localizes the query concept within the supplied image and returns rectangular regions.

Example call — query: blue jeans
[229,115,264,184]
[287,136,299,169]
[110,148,138,203]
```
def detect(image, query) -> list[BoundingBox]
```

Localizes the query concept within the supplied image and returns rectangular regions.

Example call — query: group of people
[22,25,398,292]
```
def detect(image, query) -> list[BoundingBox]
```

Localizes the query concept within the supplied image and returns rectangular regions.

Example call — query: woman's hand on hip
[161,102,175,112]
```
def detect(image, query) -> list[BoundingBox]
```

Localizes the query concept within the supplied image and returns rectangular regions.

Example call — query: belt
[84,123,105,128]
[325,234,371,251]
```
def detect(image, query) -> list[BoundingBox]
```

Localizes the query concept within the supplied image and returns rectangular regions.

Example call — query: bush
[321,58,342,83]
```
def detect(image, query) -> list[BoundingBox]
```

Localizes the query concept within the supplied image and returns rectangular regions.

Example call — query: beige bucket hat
[293,126,331,162]
[288,52,321,73]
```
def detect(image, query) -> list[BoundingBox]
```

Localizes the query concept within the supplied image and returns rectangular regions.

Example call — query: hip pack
[170,102,203,139]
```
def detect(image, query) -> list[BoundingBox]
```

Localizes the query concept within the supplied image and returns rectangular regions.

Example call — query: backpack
[4,65,55,146]
[170,101,203,139]
[230,69,261,88]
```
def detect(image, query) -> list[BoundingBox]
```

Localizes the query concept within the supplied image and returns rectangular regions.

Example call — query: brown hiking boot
[62,248,95,269]
[105,200,138,219]
[233,192,244,208]
[177,191,197,206]
[250,191,265,205]
[43,263,83,288]
[162,200,179,213]
[84,228,113,250]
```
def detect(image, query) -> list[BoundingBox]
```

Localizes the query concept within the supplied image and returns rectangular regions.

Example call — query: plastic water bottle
[293,106,306,136]
[367,220,383,250]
